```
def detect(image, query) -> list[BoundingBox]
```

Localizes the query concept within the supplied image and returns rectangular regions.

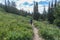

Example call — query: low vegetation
[0,8,33,40]
[34,21,60,40]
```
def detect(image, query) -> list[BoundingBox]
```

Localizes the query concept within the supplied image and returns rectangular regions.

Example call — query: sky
[0,0,58,13]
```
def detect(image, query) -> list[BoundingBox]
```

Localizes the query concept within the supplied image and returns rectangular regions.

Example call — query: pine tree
[42,5,47,21]
[5,0,7,6]
[33,1,40,20]
[54,0,60,27]
[47,1,55,24]
[54,0,57,8]
[4,0,8,11]
[11,1,16,7]
[7,0,10,6]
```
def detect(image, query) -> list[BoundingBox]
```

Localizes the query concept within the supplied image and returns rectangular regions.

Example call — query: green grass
[1,7,60,40]
[34,21,60,40]
[0,8,33,40]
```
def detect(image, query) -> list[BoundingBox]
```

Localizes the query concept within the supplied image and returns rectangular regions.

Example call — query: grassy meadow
[0,8,60,40]
[0,8,33,40]
[34,21,60,40]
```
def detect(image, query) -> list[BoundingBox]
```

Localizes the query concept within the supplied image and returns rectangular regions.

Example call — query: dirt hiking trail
[32,24,44,40]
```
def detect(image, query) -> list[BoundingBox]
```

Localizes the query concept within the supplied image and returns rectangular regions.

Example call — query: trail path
[32,24,44,40]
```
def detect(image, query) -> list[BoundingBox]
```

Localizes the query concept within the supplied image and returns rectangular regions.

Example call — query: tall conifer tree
[42,5,47,21]
[47,1,55,24]
[33,1,40,20]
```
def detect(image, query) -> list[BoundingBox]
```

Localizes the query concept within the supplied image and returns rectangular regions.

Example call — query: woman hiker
[30,18,33,25]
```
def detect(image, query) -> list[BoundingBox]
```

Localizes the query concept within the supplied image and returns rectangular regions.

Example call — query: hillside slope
[0,8,33,40]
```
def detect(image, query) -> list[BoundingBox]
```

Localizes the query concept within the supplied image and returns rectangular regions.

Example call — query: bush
[54,19,60,27]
